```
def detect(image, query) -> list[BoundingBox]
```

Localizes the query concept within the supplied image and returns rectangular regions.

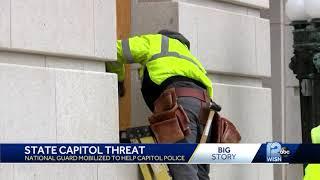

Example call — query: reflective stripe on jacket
[304,125,320,180]
[106,34,213,98]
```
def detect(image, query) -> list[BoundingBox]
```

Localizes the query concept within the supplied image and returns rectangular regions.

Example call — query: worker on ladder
[107,30,215,180]
[304,125,320,180]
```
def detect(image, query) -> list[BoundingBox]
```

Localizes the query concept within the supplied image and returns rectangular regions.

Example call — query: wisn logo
[266,142,290,162]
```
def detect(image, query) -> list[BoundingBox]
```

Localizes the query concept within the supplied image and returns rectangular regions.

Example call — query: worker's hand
[118,81,125,97]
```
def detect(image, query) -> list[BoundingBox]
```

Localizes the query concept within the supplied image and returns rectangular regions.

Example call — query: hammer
[200,101,221,143]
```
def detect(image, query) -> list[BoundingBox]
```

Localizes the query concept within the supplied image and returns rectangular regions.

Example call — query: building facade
[1,0,304,179]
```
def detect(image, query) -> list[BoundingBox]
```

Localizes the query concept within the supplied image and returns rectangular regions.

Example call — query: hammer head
[210,101,221,112]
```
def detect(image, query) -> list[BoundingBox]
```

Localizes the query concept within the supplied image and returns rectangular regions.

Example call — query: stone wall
[0,0,141,179]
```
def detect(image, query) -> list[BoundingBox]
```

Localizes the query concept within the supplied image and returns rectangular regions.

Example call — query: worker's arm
[106,36,150,82]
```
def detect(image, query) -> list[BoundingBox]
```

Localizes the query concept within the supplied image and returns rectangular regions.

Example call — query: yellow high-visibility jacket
[106,34,213,98]
[304,125,320,180]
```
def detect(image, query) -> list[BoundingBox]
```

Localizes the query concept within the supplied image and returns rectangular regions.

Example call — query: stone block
[56,70,118,143]
[0,52,45,67]
[0,60,119,179]
[208,74,263,87]
[132,1,179,35]
[177,0,248,15]
[218,0,269,9]
[98,165,118,180]
[94,0,117,59]
[213,83,272,143]
[285,164,303,180]
[179,3,270,76]
[269,24,283,82]
[180,2,271,77]
[273,165,284,180]
[0,164,14,180]
[46,56,105,72]
[46,56,85,70]
[13,164,97,180]
[247,8,261,17]
[98,164,140,180]
[211,164,273,180]
[259,165,275,180]
[0,63,56,142]
[0,62,117,143]
[256,18,271,77]
[0,52,105,72]
[183,3,257,76]
[285,87,301,143]
[0,0,10,48]
[9,0,116,59]
[11,0,94,56]
[83,61,106,72]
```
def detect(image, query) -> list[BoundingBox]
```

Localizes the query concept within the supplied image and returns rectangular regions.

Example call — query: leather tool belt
[148,87,242,144]
[148,87,210,143]
[212,113,241,143]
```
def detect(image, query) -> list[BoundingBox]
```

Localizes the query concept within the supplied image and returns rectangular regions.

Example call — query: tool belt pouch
[149,88,191,143]
[211,113,241,143]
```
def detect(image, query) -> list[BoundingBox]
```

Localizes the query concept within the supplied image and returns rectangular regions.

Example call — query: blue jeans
[166,82,210,180]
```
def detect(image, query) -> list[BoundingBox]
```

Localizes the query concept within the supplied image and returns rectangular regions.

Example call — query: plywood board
[117,0,132,130]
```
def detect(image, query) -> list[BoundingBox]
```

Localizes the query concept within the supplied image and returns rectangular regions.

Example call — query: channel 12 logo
[266,142,290,162]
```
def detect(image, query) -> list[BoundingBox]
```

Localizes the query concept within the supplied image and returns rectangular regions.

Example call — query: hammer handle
[200,110,215,143]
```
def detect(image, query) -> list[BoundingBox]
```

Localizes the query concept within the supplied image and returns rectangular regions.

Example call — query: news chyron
[266,142,291,162]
